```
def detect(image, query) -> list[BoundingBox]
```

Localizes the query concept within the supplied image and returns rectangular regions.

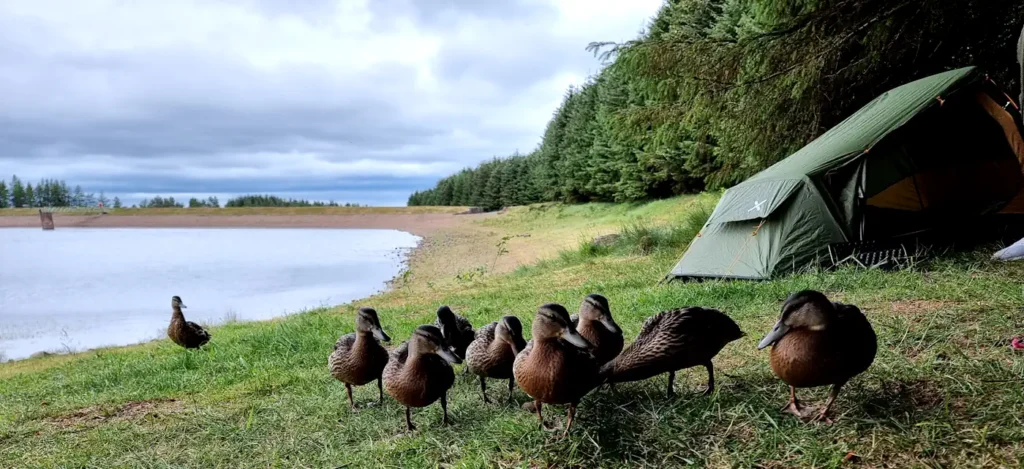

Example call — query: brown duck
[167,295,210,349]
[513,303,598,436]
[569,294,623,366]
[598,307,745,395]
[465,315,527,403]
[600,306,743,396]
[383,325,462,431]
[757,290,877,423]
[329,307,392,409]
[435,305,475,360]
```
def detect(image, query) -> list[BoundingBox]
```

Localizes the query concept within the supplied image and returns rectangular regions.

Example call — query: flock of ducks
[165,289,878,435]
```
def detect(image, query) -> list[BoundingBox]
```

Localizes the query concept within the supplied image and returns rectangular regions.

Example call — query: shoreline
[0,212,493,237]
[0,211,495,364]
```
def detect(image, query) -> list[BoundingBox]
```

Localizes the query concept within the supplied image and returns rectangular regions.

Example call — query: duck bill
[562,328,594,350]
[373,327,391,343]
[438,346,462,364]
[180,303,187,309]
[600,317,622,335]
[757,321,790,350]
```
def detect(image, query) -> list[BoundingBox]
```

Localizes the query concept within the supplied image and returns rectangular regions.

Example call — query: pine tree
[24,183,34,207]
[0,180,8,208]
[11,176,25,208]
[72,185,85,207]
[113,196,122,209]
[98,191,110,208]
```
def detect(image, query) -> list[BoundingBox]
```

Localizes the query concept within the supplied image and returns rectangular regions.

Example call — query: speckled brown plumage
[328,307,391,408]
[759,290,877,423]
[513,303,599,435]
[166,296,210,349]
[570,294,623,365]
[600,306,743,396]
[465,316,526,403]
[434,305,476,359]
[383,325,460,431]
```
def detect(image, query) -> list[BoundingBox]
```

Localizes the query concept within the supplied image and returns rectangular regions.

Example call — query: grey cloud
[0,1,659,205]
[78,174,438,195]
[369,0,557,30]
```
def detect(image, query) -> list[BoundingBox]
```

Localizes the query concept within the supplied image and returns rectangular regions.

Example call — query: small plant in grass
[455,266,487,283]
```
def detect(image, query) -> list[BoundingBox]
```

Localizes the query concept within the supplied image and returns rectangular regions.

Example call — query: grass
[2,195,1024,468]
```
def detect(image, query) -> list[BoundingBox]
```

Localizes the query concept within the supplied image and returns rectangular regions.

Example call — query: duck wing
[185,321,211,342]
[455,314,476,337]
[474,322,497,345]
[333,333,356,352]
[832,302,877,376]
[601,307,738,382]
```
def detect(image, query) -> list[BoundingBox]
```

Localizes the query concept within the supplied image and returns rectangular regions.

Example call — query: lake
[0,227,420,362]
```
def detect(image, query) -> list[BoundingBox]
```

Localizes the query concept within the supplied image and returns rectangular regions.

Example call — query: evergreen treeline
[189,196,221,208]
[138,196,185,208]
[224,194,361,208]
[410,0,1024,208]
[0,175,111,209]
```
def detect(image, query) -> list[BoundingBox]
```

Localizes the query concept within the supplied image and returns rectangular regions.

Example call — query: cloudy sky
[0,0,662,206]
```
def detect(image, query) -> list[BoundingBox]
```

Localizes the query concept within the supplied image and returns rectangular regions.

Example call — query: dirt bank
[0,212,494,237]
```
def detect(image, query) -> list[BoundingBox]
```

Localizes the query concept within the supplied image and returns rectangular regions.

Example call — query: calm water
[0,228,419,362]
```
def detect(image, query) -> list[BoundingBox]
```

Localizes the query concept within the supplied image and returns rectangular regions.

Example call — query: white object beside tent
[993,236,1024,261]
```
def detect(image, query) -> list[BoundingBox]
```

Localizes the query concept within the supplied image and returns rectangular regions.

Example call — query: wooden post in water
[39,209,55,230]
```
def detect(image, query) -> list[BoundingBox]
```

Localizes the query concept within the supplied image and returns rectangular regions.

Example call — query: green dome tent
[670,66,1024,281]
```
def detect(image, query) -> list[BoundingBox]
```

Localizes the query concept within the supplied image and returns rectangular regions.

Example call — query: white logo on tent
[748,199,767,212]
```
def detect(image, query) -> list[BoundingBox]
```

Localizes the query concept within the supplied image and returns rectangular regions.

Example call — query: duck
[435,305,475,360]
[757,290,877,423]
[465,315,527,403]
[329,307,392,409]
[570,294,623,365]
[167,295,210,349]
[599,307,743,396]
[513,303,598,436]
[383,325,462,431]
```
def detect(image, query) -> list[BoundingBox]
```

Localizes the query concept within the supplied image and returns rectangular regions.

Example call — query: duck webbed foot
[533,400,561,432]
[782,386,810,417]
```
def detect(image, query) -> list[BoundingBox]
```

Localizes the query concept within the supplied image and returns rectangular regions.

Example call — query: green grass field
[2,196,1023,468]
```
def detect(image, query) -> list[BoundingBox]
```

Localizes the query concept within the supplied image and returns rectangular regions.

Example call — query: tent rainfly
[670,66,1024,281]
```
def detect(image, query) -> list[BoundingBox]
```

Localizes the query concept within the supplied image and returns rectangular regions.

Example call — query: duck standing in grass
[570,294,623,366]
[167,295,210,349]
[757,290,877,423]
[513,303,598,436]
[465,315,527,403]
[599,306,743,396]
[383,325,462,431]
[329,307,392,409]
[435,305,475,360]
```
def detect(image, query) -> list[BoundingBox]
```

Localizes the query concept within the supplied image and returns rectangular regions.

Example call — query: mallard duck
[329,307,392,409]
[435,305,475,360]
[465,315,527,403]
[599,307,743,396]
[757,290,877,423]
[167,295,210,349]
[383,325,462,431]
[569,294,623,365]
[513,303,598,436]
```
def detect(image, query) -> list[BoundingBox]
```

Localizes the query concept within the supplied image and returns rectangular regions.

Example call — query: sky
[0,0,663,207]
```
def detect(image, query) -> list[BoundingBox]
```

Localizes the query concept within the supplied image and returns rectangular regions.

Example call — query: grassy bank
[2,196,1024,468]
